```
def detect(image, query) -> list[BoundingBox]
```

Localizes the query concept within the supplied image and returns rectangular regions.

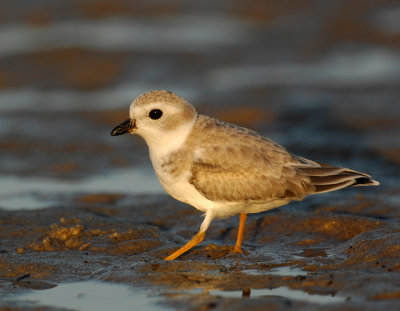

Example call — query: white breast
[146,120,217,213]
[157,170,217,213]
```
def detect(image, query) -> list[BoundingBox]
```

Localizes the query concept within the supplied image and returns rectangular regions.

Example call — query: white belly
[155,167,216,213]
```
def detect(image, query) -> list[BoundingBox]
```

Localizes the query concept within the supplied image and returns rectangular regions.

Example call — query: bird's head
[111,90,197,149]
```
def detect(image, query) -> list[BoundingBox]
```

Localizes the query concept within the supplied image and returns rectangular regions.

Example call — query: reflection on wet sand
[10,281,169,311]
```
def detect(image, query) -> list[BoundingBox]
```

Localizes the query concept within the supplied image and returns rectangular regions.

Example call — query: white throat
[145,118,196,161]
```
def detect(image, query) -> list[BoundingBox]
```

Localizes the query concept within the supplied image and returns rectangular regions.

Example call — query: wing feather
[184,115,378,204]
[187,116,310,202]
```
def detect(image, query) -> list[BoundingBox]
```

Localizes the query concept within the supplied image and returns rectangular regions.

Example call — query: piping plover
[111,90,379,260]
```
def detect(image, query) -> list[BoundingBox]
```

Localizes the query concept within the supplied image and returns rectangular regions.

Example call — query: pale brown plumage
[111,90,379,260]
[174,115,378,204]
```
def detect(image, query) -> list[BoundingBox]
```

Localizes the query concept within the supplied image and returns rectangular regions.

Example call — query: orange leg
[232,213,247,253]
[164,231,206,261]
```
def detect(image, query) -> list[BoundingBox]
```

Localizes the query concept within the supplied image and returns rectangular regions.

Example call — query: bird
[111,90,379,261]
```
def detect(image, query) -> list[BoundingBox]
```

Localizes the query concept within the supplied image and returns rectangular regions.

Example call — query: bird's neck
[147,120,195,162]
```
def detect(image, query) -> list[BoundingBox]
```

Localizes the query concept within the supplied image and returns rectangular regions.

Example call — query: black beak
[111,118,136,136]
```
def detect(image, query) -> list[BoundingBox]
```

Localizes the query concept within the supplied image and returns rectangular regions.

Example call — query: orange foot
[164,231,205,261]
[231,245,243,254]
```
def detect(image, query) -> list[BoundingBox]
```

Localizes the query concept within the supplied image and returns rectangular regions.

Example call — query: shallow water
[8,280,170,311]
[243,266,307,277]
[210,287,345,304]
[0,167,163,210]
[0,16,252,56]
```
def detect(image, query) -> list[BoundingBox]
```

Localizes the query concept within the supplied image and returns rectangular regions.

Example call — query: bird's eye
[149,109,163,120]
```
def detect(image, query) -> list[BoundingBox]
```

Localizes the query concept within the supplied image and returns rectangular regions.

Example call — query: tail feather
[296,166,344,177]
[314,180,355,194]
[294,165,379,195]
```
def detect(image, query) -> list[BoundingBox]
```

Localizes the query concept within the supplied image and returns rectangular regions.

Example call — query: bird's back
[183,115,378,206]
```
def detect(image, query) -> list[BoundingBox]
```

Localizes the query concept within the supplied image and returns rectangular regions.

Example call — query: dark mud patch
[0,193,399,310]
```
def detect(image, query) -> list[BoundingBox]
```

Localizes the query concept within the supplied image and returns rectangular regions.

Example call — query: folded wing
[188,116,379,203]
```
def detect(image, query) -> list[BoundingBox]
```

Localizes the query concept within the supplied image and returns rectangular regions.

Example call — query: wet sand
[1,1,400,310]
[1,188,400,310]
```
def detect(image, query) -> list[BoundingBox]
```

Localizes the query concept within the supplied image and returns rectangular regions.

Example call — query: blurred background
[0,0,399,208]
[1,2,400,310]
